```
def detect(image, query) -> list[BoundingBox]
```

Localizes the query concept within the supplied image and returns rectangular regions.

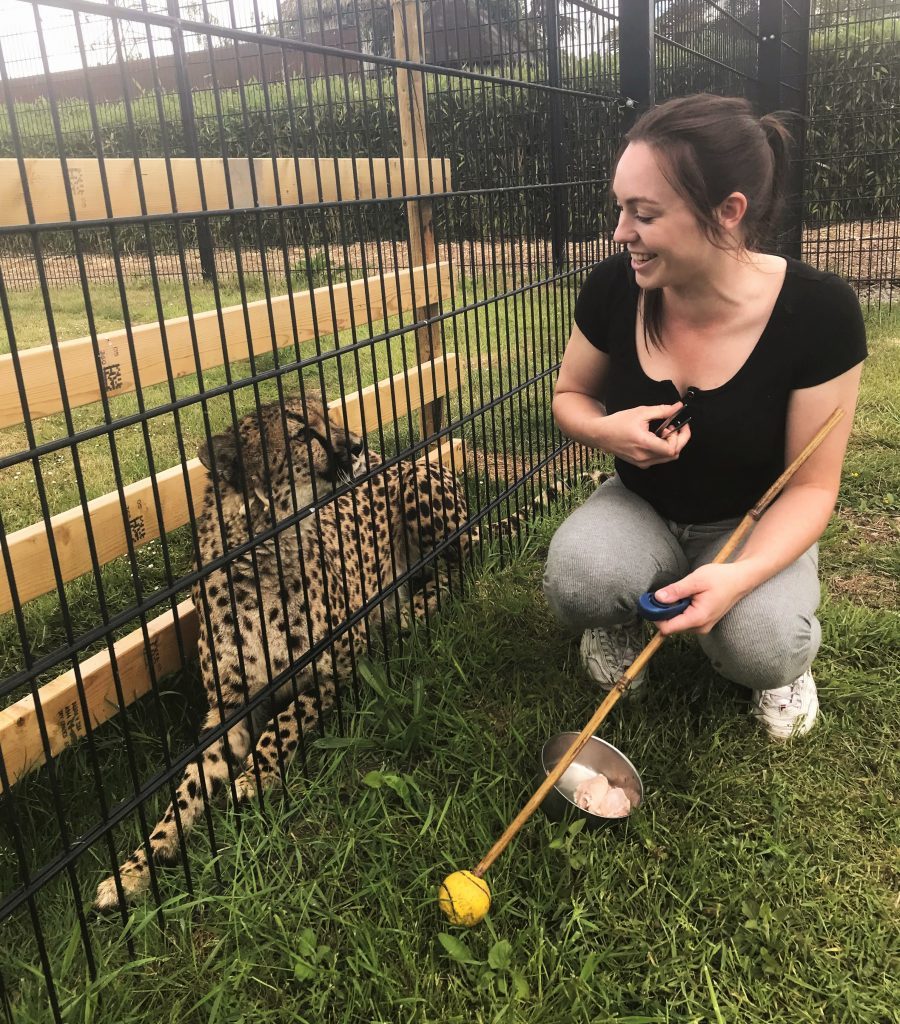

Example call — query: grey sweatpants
[543,476,821,691]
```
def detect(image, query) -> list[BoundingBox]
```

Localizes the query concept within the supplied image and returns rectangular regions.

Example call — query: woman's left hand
[652,563,754,636]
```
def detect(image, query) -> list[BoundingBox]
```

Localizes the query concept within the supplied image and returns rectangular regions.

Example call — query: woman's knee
[542,477,687,632]
[700,607,822,690]
[699,546,822,689]
[543,527,629,631]
[543,523,675,632]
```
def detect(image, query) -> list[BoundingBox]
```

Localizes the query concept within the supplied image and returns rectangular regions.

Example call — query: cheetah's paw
[233,764,282,803]
[93,866,148,913]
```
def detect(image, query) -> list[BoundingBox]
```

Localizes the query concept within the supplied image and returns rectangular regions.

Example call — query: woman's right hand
[597,404,692,468]
[552,329,691,468]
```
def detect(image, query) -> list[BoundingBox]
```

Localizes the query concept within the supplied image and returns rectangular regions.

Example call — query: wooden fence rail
[0,156,451,226]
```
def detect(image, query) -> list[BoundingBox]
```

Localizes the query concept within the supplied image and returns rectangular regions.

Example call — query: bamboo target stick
[470,407,845,881]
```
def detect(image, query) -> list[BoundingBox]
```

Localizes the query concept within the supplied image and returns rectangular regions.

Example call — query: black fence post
[758,0,782,114]
[759,0,811,261]
[167,0,216,281]
[619,0,655,129]
[545,0,568,273]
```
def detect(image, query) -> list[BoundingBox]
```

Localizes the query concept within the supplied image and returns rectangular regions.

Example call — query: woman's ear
[716,191,748,232]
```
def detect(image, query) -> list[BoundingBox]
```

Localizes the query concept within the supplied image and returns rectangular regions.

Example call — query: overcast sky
[1,0,604,80]
[0,0,282,78]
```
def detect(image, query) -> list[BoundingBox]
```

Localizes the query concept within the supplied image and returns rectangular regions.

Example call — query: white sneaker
[750,669,820,741]
[580,620,648,694]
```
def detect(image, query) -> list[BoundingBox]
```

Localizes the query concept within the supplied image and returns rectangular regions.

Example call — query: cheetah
[94,392,468,911]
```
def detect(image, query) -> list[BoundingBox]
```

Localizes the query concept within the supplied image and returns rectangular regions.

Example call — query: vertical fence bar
[545,0,567,273]
[758,0,783,114]
[786,0,811,264]
[391,0,442,440]
[760,0,811,260]
[619,0,655,127]
[167,0,216,281]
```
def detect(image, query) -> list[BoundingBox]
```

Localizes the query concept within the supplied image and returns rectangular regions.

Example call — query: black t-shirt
[573,252,868,523]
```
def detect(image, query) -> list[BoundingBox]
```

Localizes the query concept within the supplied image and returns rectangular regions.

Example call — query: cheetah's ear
[198,433,242,488]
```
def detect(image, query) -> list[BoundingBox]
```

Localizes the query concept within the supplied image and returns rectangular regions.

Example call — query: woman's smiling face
[612,141,719,288]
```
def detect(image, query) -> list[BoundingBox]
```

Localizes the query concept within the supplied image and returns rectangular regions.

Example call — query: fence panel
[0,0,893,1016]
[655,0,761,102]
[0,0,617,1015]
[801,0,900,306]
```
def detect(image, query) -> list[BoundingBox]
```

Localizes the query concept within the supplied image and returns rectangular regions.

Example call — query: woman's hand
[598,404,692,468]
[652,563,754,636]
[552,330,692,467]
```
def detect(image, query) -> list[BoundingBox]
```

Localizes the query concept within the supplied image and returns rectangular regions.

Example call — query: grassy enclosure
[2,0,899,1019]
[1,311,897,1024]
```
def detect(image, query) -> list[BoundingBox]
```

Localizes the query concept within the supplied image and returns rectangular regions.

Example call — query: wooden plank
[0,261,451,429]
[0,437,465,790]
[336,351,459,436]
[0,462,207,617]
[0,353,463,614]
[0,157,452,227]
[0,598,197,794]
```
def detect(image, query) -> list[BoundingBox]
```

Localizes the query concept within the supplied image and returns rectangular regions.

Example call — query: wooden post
[392,0,443,440]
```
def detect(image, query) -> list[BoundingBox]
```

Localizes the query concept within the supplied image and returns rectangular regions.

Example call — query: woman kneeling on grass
[543,94,867,741]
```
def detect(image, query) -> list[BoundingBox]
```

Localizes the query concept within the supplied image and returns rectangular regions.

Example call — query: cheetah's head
[198,393,364,507]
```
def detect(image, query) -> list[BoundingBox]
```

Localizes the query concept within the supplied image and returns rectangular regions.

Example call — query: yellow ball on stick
[437,870,492,927]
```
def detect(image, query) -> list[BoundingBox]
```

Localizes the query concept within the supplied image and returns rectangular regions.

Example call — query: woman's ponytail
[759,112,794,242]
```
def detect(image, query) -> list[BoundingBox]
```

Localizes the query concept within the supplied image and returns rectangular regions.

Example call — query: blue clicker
[637,591,691,621]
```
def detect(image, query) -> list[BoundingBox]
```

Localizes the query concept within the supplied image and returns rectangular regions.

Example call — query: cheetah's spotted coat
[95,394,467,911]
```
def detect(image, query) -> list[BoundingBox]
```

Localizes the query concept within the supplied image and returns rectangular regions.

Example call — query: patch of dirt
[829,569,899,610]
[803,219,900,305]
[0,239,566,292]
[835,507,900,547]
[829,509,900,609]
[470,447,532,487]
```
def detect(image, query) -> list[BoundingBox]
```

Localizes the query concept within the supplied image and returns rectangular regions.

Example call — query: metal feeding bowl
[539,732,643,829]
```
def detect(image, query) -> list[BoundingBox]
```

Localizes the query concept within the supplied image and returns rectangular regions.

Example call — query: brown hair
[617,94,793,348]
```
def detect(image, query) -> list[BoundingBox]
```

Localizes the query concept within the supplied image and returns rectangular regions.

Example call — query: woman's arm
[654,363,864,636]
[553,326,690,467]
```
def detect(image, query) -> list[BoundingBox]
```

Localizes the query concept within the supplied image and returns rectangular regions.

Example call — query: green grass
[0,312,897,1021]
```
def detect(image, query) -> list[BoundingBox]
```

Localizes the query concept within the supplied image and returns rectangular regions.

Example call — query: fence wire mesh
[655,0,761,102]
[802,0,900,305]
[0,0,893,1017]
[0,1,619,1014]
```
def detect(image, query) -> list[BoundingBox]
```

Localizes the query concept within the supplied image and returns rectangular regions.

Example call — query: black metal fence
[802,0,900,305]
[0,0,893,1018]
